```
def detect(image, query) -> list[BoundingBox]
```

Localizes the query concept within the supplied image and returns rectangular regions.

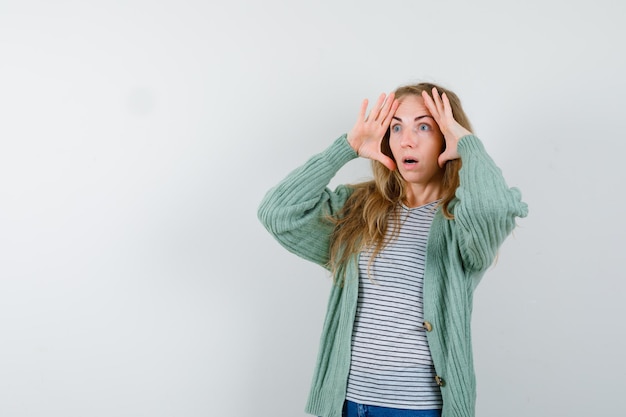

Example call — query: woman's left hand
[421,87,472,167]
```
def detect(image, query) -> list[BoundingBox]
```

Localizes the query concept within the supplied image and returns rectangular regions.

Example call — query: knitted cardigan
[257,134,528,417]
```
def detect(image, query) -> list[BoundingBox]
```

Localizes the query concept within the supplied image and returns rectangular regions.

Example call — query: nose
[400,128,416,148]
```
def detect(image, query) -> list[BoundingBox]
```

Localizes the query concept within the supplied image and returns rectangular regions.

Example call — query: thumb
[438,152,449,168]
[378,153,397,171]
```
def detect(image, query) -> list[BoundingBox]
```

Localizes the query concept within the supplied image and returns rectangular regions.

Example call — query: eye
[418,123,431,132]
[391,124,401,133]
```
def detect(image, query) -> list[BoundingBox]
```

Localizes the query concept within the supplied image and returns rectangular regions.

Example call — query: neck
[403,182,442,208]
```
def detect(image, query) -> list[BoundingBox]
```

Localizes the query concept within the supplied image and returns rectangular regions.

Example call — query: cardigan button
[435,375,446,387]
[423,321,433,332]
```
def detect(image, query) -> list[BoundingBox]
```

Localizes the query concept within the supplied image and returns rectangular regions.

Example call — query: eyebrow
[392,115,434,122]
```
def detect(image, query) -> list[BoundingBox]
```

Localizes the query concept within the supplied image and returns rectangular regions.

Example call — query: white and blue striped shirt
[346,201,443,410]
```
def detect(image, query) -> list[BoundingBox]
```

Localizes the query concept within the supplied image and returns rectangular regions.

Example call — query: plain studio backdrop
[1,1,624,416]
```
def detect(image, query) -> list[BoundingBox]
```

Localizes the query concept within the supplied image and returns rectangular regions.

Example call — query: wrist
[346,132,360,154]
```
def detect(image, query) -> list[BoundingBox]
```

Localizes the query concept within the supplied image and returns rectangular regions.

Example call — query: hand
[347,93,399,171]
[421,88,472,167]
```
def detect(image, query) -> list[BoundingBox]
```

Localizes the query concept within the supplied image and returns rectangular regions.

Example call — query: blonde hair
[327,82,473,282]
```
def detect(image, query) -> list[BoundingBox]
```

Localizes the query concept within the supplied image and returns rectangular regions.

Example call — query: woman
[258,82,528,417]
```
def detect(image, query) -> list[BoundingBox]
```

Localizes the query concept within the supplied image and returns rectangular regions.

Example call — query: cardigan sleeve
[451,135,528,272]
[257,135,358,268]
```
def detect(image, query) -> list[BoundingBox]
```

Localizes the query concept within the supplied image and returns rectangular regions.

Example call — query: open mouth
[403,158,418,164]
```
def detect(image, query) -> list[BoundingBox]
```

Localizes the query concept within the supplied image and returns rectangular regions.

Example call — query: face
[389,94,445,189]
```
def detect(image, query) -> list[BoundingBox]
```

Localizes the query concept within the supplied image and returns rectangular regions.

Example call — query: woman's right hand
[347,92,398,171]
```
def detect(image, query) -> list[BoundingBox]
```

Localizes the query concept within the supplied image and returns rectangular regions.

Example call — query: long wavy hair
[327,82,473,282]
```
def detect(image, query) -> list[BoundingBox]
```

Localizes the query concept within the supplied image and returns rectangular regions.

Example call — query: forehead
[395,94,431,118]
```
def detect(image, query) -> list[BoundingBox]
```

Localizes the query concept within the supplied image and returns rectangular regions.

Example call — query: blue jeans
[342,400,442,417]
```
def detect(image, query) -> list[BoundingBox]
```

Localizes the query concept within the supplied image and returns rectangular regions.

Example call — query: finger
[438,153,447,168]
[421,90,437,116]
[441,93,454,119]
[438,150,454,168]
[384,92,395,108]
[381,98,399,128]
[359,98,369,121]
[377,153,397,171]
[432,87,445,116]
[379,92,395,121]
[423,89,443,122]
[368,93,387,122]
[423,90,445,131]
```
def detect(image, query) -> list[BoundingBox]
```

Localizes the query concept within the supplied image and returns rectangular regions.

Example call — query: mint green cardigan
[258,134,528,417]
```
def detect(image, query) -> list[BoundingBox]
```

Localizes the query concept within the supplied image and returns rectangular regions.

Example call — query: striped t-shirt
[346,201,443,410]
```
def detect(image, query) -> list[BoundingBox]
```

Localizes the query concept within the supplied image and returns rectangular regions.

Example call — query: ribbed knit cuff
[456,134,485,157]
[321,134,359,168]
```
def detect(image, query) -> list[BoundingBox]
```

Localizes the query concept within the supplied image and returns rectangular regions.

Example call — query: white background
[1,1,624,416]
